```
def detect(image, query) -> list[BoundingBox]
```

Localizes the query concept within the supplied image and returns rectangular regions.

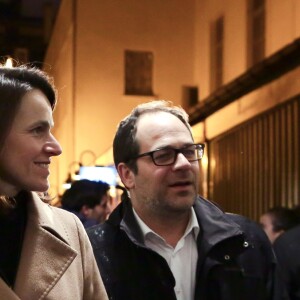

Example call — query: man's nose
[173,152,191,169]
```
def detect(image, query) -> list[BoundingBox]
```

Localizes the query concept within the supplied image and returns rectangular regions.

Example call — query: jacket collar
[194,197,244,253]
[108,196,245,252]
[12,192,77,299]
[108,198,145,246]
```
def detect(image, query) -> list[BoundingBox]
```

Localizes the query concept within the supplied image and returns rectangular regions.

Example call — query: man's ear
[274,229,285,241]
[117,162,135,189]
[80,205,91,217]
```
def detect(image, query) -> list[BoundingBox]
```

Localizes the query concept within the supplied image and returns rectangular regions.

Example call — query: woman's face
[0,89,62,196]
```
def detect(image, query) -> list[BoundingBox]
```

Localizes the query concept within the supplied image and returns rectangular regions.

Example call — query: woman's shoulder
[30,192,86,241]
[49,204,85,232]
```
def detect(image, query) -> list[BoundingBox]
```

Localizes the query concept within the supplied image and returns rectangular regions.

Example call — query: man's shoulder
[221,212,275,261]
[274,224,300,250]
[195,196,271,246]
[278,223,300,240]
[225,212,259,229]
[87,221,116,239]
[195,196,258,230]
[226,212,269,241]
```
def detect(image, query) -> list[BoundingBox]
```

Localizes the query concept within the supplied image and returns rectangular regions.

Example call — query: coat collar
[11,192,77,299]
[0,278,20,300]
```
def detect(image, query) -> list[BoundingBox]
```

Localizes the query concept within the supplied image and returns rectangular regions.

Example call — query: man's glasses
[131,143,205,166]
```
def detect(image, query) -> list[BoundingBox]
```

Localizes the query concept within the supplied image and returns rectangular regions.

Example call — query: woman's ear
[117,163,135,189]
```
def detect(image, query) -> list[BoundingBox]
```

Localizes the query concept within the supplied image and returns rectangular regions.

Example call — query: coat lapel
[0,278,20,300]
[14,193,78,299]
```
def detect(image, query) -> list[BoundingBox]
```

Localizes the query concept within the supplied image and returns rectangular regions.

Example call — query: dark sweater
[0,192,27,287]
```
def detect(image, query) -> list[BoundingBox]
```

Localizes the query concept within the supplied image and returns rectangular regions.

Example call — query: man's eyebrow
[155,143,194,150]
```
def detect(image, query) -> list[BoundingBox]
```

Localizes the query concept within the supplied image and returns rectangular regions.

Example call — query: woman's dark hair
[113,100,192,174]
[0,66,56,150]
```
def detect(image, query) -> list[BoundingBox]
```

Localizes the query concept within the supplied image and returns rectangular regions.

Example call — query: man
[273,206,300,300]
[61,179,111,228]
[259,206,298,243]
[87,100,285,300]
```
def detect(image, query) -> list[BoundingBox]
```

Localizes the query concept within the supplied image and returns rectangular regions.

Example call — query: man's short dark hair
[266,207,298,232]
[61,179,110,212]
[113,100,192,174]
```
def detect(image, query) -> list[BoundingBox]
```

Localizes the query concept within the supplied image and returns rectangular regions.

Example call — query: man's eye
[155,149,173,160]
[182,149,195,157]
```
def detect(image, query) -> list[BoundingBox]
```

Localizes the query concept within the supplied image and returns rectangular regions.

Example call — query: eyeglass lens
[152,145,203,166]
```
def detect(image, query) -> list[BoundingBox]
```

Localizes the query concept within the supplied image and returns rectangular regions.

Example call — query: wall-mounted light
[79,150,97,166]
[62,151,100,190]
[4,57,13,68]
[62,161,82,190]
[62,173,73,190]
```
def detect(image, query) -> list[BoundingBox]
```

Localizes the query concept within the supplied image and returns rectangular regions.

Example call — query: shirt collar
[184,207,200,239]
[132,207,200,242]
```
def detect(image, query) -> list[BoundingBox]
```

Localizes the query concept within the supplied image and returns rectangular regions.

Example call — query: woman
[0,66,108,300]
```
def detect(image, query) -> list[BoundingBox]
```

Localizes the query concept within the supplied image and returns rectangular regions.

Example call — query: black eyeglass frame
[129,143,205,166]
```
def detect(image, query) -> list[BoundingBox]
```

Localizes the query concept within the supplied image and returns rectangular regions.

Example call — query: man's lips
[169,181,192,187]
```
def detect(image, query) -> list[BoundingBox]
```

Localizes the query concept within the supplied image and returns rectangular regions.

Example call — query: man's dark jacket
[273,224,300,300]
[87,196,285,300]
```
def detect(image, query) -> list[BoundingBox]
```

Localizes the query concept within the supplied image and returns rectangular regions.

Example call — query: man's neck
[134,208,191,247]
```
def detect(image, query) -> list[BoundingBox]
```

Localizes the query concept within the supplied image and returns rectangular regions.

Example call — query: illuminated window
[125,50,153,96]
[247,0,265,66]
[210,16,224,92]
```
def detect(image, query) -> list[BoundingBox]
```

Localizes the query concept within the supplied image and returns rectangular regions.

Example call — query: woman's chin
[32,182,49,193]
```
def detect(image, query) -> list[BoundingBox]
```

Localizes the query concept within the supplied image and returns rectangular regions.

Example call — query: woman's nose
[45,134,62,156]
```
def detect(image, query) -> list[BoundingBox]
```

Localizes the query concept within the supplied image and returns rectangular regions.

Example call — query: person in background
[0,65,108,299]
[273,206,300,300]
[87,100,286,300]
[61,179,112,228]
[259,206,298,243]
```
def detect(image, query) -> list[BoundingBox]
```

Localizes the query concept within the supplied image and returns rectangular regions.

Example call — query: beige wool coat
[0,192,108,300]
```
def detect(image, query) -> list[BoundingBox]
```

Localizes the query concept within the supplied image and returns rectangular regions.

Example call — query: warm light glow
[109,186,117,198]
[4,57,13,68]
[201,154,208,169]
[62,182,71,190]
[210,158,216,169]
[72,173,81,181]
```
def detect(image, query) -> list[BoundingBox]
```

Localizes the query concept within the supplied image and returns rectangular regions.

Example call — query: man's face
[122,111,199,219]
[89,194,112,223]
[259,213,281,243]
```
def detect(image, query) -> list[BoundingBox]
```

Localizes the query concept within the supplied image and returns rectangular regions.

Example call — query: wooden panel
[208,96,300,221]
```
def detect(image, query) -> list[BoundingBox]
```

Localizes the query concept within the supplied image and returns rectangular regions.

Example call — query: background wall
[45,0,196,195]
[46,0,300,213]
[195,0,300,140]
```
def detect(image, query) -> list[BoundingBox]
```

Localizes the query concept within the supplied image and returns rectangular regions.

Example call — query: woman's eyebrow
[29,120,52,129]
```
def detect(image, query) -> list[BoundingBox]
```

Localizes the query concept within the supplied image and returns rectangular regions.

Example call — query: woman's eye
[32,127,44,135]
